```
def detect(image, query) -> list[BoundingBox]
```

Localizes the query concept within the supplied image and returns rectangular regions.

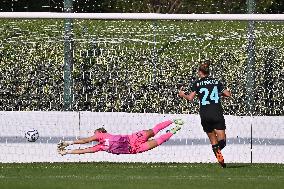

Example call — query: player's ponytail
[198,61,210,75]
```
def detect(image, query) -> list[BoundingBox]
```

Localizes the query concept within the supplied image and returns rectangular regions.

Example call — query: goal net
[0,13,283,163]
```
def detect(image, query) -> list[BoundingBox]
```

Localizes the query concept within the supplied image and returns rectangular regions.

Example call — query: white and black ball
[25,129,39,142]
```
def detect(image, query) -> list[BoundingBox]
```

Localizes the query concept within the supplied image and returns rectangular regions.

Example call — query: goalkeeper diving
[57,119,184,155]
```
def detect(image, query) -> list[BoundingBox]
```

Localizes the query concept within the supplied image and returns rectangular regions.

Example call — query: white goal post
[0,12,284,20]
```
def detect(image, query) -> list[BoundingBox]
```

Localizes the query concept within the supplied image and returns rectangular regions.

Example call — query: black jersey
[191,76,225,117]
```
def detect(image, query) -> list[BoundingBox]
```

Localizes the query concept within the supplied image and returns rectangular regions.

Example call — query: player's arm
[73,135,98,144]
[57,135,98,149]
[58,144,102,156]
[221,89,232,98]
[178,86,196,101]
[219,80,232,99]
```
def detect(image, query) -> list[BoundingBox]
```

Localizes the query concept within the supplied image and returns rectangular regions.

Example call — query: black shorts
[200,116,226,133]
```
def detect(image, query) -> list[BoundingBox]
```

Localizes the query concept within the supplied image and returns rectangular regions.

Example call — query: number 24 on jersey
[199,86,219,105]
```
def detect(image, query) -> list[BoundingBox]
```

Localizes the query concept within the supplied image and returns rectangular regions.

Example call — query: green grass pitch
[0,162,283,189]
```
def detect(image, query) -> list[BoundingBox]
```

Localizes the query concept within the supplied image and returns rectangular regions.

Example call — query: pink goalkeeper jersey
[91,132,131,154]
[91,130,149,154]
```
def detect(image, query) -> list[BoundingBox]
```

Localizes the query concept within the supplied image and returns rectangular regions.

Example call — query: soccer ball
[25,129,39,142]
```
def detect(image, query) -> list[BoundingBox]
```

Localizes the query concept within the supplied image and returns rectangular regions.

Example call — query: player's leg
[206,131,221,157]
[215,129,226,150]
[136,125,181,153]
[202,117,226,168]
[144,119,184,140]
[214,117,227,150]
[206,131,226,168]
[143,121,172,139]
[151,120,173,135]
[206,131,218,145]
[202,118,219,146]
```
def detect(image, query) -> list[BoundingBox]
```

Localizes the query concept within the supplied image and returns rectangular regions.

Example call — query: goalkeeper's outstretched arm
[58,139,102,156]
[57,135,98,150]
[73,135,98,144]
[58,145,101,156]
[57,135,97,155]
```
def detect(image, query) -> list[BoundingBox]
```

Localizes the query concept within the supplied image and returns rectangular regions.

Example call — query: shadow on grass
[226,164,252,169]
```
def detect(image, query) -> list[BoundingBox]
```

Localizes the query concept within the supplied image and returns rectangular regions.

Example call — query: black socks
[218,139,226,150]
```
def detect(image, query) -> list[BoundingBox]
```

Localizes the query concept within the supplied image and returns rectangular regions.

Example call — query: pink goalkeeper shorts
[128,131,149,154]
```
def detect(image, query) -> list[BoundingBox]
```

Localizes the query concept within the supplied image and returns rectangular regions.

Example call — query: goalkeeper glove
[57,140,74,150]
[57,148,67,156]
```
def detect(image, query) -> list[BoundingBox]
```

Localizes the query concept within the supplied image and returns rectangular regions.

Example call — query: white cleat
[167,125,181,134]
[173,119,184,125]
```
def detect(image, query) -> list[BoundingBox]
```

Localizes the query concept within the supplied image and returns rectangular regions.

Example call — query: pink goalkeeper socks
[156,132,173,145]
[152,120,173,135]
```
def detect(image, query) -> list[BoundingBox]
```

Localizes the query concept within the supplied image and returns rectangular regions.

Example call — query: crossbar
[0,12,284,21]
